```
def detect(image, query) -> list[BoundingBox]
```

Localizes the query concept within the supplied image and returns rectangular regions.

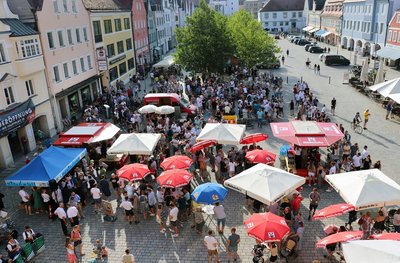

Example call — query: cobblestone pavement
[0,39,399,263]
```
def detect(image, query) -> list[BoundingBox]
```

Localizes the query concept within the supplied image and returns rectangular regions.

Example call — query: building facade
[341,0,400,57]
[146,0,159,63]
[320,0,343,46]
[151,0,169,55]
[244,0,265,19]
[209,0,240,16]
[82,0,136,90]
[376,10,400,67]
[132,0,150,74]
[303,0,326,33]
[258,0,306,33]
[0,2,55,168]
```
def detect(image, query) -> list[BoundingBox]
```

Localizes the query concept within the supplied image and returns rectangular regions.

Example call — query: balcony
[14,55,45,76]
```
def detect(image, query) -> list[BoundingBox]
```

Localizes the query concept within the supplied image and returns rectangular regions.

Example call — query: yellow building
[0,3,55,168]
[82,0,136,89]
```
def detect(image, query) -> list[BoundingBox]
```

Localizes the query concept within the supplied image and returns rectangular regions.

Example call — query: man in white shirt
[90,184,102,213]
[66,203,80,227]
[148,190,157,216]
[22,226,36,243]
[54,203,68,236]
[352,153,362,170]
[18,187,31,215]
[169,203,179,237]
[361,145,369,161]
[204,230,219,263]
[156,187,164,205]
[213,202,227,234]
[120,196,137,224]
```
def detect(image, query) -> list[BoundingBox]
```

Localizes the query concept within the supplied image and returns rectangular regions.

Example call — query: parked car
[304,44,316,51]
[324,55,351,66]
[291,37,301,43]
[309,46,325,53]
[297,39,311,46]
[256,59,281,69]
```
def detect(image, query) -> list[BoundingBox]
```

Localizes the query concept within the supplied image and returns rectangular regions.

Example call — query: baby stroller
[280,235,298,262]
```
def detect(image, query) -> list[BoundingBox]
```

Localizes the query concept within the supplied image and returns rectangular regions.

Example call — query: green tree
[227,10,279,68]
[175,0,233,73]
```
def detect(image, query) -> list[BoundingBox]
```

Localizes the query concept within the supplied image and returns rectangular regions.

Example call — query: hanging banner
[0,99,35,137]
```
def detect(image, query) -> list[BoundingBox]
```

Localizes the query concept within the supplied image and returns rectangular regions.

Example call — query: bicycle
[351,122,363,134]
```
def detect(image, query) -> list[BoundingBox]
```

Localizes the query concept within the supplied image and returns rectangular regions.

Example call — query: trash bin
[104,104,110,119]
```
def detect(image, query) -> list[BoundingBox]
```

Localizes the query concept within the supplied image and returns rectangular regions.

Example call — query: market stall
[107,133,161,155]
[5,146,86,187]
[196,123,246,145]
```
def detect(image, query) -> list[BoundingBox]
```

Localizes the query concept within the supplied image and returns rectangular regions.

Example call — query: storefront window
[81,86,92,107]
[119,61,127,76]
[68,92,81,118]
[109,67,118,81]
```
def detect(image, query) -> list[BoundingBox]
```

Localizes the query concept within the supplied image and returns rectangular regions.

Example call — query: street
[0,39,399,263]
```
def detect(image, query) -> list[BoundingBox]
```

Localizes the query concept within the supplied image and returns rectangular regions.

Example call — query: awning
[53,122,120,146]
[376,46,400,61]
[55,75,99,98]
[314,29,327,36]
[321,31,333,38]
[5,146,87,187]
[309,28,320,33]
[302,26,314,32]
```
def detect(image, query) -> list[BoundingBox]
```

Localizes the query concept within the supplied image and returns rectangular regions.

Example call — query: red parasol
[244,212,290,242]
[312,204,355,220]
[245,150,276,164]
[371,233,400,241]
[240,133,269,144]
[116,163,151,181]
[189,140,217,153]
[157,169,193,188]
[316,231,363,248]
[160,155,193,170]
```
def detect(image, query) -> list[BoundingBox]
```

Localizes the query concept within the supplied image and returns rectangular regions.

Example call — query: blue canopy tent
[314,29,327,36]
[5,146,86,187]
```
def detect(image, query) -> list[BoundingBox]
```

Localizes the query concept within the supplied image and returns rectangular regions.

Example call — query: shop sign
[96,48,108,71]
[109,55,126,65]
[0,99,35,137]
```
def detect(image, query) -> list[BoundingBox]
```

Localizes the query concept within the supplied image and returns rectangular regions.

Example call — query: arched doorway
[356,40,363,55]
[32,115,50,142]
[364,42,371,56]
[348,38,355,51]
[341,37,348,49]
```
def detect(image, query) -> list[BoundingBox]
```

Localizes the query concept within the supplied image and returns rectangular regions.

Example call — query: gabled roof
[260,0,306,12]
[0,18,38,37]
[81,0,132,11]
[0,73,17,83]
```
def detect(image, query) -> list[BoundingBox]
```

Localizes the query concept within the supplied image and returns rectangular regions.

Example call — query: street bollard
[301,76,303,83]
[329,76,331,84]
[287,76,288,83]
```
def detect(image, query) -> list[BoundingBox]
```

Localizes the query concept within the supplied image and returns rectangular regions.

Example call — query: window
[72,60,78,75]
[388,30,392,41]
[285,21,289,26]
[0,43,6,62]
[398,31,400,42]
[292,12,296,18]
[83,27,88,42]
[273,22,277,26]
[80,57,85,72]
[19,39,40,58]
[53,65,61,82]
[124,18,130,30]
[109,66,118,81]
[119,61,127,76]
[298,12,302,18]
[75,28,81,43]
[87,55,92,69]
[272,13,276,19]
[117,41,124,54]
[398,15,400,23]
[63,62,70,78]
[127,58,135,70]
[380,23,383,34]
[47,32,55,49]
[67,29,73,45]
[4,87,15,105]
[104,20,112,34]
[93,21,102,43]
[63,0,68,12]
[72,0,77,13]
[25,80,34,97]
[114,19,122,32]
[106,44,115,57]
[53,0,60,13]
[58,30,65,47]
[283,12,287,19]
[393,31,398,42]
[126,39,132,50]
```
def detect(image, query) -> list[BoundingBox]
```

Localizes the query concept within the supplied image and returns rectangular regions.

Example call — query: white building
[258,0,306,33]
[209,0,239,16]
[244,0,266,19]
[303,0,326,33]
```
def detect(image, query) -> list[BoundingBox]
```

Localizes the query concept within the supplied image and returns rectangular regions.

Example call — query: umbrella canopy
[155,105,175,115]
[196,123,246,144]
[138,104,157,114]
[224,163,306,204]
[160,155,193,170]
[116,163,151,181]
[191,183,228,204]
[374,59,385,85]
[371,233,400,241]
[240,133,268,144]
[312,203,355,220]
[360,58,369,82]
[368,77,400,103]
[157,169,193,188]
[245,149,276,164]
[244,212,290,242]
[325,169,400,210]
[107,133,161,155]
[316,231,362,248]
[189,139,217,153]
[343,240,400,263]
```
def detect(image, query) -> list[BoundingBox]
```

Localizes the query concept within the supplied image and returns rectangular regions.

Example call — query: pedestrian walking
[308,188,320,221]
[120,196,138,225]
[194,206,205,234]
[90,183,102,213]
[54,203,69,237]
[331,97,336,115]
[286,49,289,56]
[317,64,321,75]
[65,238,78,263]
[70,225,85,257]
[18,186,32,215]
[66,203,80,228]
[281,55,285,65]
[204,230,219,263]
[257,108,263,128]
[213,202,226,234]
[169,202,179,237]
[363,109,371,129]
[99,175,111,200]
[386,101,394,119]
[314,64,317,73]
[156,204,166,233]
[226,227,240,263]
[121,249,136,263]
